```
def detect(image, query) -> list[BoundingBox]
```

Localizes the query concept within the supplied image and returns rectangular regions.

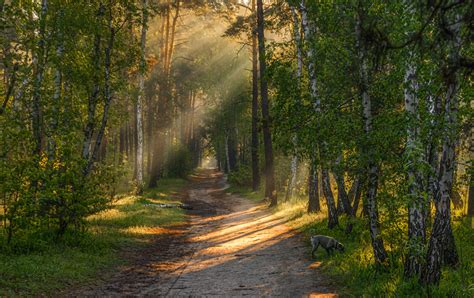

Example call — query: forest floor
[71,168,337,296]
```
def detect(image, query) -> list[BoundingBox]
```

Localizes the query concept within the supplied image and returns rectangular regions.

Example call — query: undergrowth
[231,187,474,297]
[0,178,187,295]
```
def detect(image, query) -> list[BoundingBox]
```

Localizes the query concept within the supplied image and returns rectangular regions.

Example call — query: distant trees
[0,0,240,243]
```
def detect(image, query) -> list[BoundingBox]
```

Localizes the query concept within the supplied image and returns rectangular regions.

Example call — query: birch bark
[300,0,338,227]
[135,0,147,194]
[421,13,461,285]
[356,11,387,264]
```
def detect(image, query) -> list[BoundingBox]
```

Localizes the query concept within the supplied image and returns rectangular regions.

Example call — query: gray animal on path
[310,235,345,257]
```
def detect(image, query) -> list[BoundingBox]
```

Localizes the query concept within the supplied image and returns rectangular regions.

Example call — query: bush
[0,144,120,246]
[228,165,253,187]
[165,145,193,178]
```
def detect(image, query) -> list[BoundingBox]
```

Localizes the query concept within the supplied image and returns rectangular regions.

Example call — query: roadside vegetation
[0,179,186,295]
[231,186,474,297]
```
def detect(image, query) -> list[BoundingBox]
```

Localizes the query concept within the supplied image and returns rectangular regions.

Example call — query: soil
[72,169,337,297]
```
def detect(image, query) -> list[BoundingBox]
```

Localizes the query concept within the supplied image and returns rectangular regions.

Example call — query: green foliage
[165,145,193,178]
[1,0,143,244]
[228,165,253,187]
[0,178,186,295]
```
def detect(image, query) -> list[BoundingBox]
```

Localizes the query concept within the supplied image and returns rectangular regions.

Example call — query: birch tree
[285,5,302,201]
[300,0,338,227]
[402,1,426,277]
[421,10,462,286]
[135,0,148,194]
[355,7,387,265]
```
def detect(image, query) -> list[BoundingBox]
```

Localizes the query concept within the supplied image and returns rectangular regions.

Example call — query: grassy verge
[225,185,262,202]
[0,178,187,295]
[230,186,474,297]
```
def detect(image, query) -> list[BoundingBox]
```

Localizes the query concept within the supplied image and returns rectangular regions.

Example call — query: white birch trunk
[84,8,115,176]
[356,11,387,264]
[136,0,147,193]
[300,0,337,227]
[404,48,426,276]
[403,2,426,275]
[422,13,461,284]
[286,6,302,200]
[299,0,319,112]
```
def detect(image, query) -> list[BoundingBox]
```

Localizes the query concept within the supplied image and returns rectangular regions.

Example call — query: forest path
[75,169,337,297]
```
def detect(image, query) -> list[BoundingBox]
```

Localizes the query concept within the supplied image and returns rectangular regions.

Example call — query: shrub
[165,145,193,178]
[228,165,253,187]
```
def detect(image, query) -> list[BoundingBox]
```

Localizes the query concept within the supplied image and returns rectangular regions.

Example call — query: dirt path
[75,169,337,297]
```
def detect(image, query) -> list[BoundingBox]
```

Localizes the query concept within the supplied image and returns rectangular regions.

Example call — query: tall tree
[285,4,302,201]
[421,11,462,286]
[355,6,387,265]
[251,0,260,191]
[135,0,148,194]
[31,0,48,157]
[300,0,338,227]
[256,0,277,206]
[308,159,320,212]
[403,2,426,277]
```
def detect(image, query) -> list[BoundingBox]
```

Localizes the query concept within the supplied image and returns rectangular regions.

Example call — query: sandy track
[74,169,337,297]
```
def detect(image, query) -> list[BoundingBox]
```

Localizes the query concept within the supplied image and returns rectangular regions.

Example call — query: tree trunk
[351,178,362,217]
[421,14,461,285]
[286,7,302,201]
[333,156,352,216]
[425,94,442,228]
[148,131,165,188]
[165,0,180,77]
[228,131,237,171]
[256,0,277,206]
[286,151,298,200]
[31,0,48,156]
[82,4,104,162]
[0,64,17,115]
[403,47,427,277]
[47,43,63,160]
[308,159,320,213]
[321,168,338,228]
[225,134,231,173]
[135,0,147,194]
[84,8,115,176]
[468,178,474,216]
[356,11,388,265]
[251,0,260,191]
[300,1,337,226]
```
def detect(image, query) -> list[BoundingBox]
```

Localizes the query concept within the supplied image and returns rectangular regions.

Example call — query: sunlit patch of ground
[309,261,323,269]
[308,293,338,298]
[123,226,183,235]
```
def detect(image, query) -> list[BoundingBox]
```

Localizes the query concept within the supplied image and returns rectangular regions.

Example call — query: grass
[0,178,188,296]
[230,186,474,297]
[225,185,263,202]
